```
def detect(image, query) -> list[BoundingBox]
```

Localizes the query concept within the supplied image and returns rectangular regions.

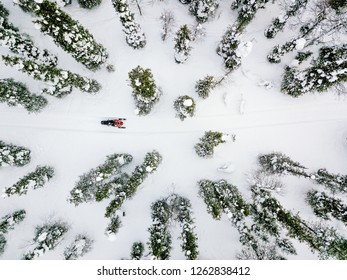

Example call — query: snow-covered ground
[1,0,346,260]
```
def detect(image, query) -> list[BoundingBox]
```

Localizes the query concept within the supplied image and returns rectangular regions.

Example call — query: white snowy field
[0,0,347,260]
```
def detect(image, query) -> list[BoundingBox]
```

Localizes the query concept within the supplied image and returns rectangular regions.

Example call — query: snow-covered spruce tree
[2,55,101,98]
[258,152,308,177]
[105,151,162,218]
[130,242,145,260]
[0,3,57,66]
[0,210,26,234]
[264,0,308,39]
[194,131,232,158]
[128,66,161,116]
[14,0,108,71]
[327,0,347,11]
[78,0,102,9]
[68,153,133,206]
[198,179,250,223]
[23,221,69,260]
[217,24,242,71]
[0,234,6,255]
[160,10,175,41]
[195,75,216,99]
[281,44,347,97]
[64,234,93,260]
[310,168,347,194]
[168,194,199,260]
[105,215,121,240]
[0,140,31,167]
[174,25,193,64]
[55,0,72,6]
[174,95,196,121]
[189,0,219,23]
[0,79,48,113]
[295,51,313,64]
[3,166,54,197]
[306,190,347,225]
[111,0,146,49]
[148,199,172,260]
[267,39,297,63]
[231,0,269,28]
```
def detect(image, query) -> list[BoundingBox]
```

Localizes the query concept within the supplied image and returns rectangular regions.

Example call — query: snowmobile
[101,118,126,129]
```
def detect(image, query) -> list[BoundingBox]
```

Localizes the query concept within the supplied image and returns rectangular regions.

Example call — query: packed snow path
[1,101,347,135]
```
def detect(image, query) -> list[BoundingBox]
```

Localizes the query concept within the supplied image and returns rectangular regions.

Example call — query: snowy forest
[0,0,346,260]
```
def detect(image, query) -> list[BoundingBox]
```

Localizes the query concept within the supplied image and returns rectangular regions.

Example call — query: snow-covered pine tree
[64,234,93,260]
[174,24,193,63]
[2,165,54,197]
[128,66,161,116]
[23,221,69,260]
[194,131,232,158]
[55,0,72,6]
[105,151,162,218]
[2,55,101,98]
[105,215,122,240]
[0,210,26,234]
[217,24,242,70]
[281,44,347,97]
[0,79,48,113]
[258,152,308,177]
[130,242,144,260]
[0,140,31,167]
[295,50,313,64]
[195,75,216,99]
[231,0,269,28]
[148,199,172,260]
[306,190,347,225]
[264,0,308,39]
[0,234,6,255]
[111,0,146,49]
[0,3,57,66]
[310,168,347,194]
[14,0,108,71]
[189,0,219,23]
[68,153,133,206]
[327,0,347,11]
[174,95,196,121]
[267,39,297,63]
[168,194,199,260]
[78,0,102,9]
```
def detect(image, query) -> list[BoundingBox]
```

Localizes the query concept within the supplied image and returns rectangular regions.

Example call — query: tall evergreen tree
[174,95,196,121]
[78,0,102,9]
[189,0,219,23]
[111,0,146,49]
[195,131,232,158]
[231,0,269,28]
[195,75,216,99]
[15,0,108,71]
[64,234,93,260]
[310,168,347,194]
[0,140,31,167]
[0,79,48,113]
[0,210,26,234]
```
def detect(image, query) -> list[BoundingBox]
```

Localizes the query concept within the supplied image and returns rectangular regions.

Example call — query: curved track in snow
[1,102,347,135]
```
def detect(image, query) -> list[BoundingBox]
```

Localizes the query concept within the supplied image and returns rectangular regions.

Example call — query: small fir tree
[23,221,69,260]
[258,152,308,177]
[0,234,6,255]
[174,25,193,64]
[111,0,146,49]
[14,0,108,71]
[174,95,196,121]
[2,55,101,98]
[64,234,94,260]
[3,166,54,197]
[189,0,219,23]
[0,140,31,167]
[105,215,122,240]
[128,66,161,116]
[195,75,216,99]
[78,0,102,9]
[267,39,297,63]
[130,242,145,260]
[0,79,48,113]
[231,0,270,28]
[0,210,26,234]
[217,25,242,70]
[194,131,231,158]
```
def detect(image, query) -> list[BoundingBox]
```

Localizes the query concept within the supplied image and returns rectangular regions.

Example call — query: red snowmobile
[101,118,126,129]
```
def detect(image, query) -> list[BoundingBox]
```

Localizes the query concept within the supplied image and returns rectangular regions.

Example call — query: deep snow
[0,0,347,260]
